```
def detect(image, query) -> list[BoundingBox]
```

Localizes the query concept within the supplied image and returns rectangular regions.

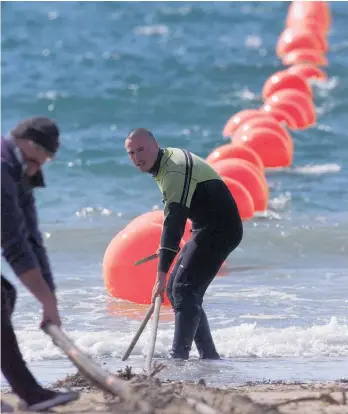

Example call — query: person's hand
[151,272,167,303]
[41,297,62,328]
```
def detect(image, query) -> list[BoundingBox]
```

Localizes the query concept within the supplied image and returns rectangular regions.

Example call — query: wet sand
[2,367,347,413]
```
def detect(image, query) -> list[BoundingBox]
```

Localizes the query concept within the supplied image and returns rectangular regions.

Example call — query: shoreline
[2,368,347,413]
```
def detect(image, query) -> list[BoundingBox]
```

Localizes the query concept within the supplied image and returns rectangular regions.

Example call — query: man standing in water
[125,128,243,360]
[1,117,79,411]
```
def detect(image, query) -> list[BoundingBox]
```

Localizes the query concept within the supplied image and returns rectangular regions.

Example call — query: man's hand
[41,297,62,328]
[152,271,167,303]
[18,268,62,328]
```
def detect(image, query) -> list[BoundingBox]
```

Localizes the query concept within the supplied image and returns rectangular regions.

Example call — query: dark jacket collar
[148,148,164,177]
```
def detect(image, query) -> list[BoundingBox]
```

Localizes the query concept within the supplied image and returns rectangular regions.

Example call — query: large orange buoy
[221,176,254,220]
[232,127,293,169]
[266,89,316,127]
[127,210,192,242]
[206,143,264,173]
[286,1,331,33]
[262,70,312,100]
[282,48,328,66]
[127,210,165,229]
[261,98,308,129]
[222,109,261,137]
[260,105,298,129]
[211,159,268,211]
[232,116,293,155]
[103,222,185,306]
[287,63,328,81]
[276,29,326,57]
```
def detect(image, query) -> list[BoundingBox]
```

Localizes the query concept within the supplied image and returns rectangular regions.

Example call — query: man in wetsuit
[1,117,79,411]
[125,128,243,360]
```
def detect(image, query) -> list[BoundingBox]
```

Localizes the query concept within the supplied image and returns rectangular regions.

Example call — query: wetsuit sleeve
[159,172,190,273]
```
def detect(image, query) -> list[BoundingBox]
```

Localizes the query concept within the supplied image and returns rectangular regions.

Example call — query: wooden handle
[42,322,129,398]
[122,303,155,361]
[145,296,161,372]
[134,253,159,266]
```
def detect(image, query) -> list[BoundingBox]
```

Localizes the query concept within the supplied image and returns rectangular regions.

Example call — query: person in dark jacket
[125,128,243,360]
[1,117,79,411]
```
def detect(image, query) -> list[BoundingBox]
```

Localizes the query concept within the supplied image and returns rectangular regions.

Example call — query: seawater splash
[17,317,348,362]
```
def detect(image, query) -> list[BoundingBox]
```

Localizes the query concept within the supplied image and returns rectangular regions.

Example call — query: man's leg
[168,229,228,360]
[166,243,188,307]
[169,225,242,360]
[192,244,231,359]
[1,277,44,402]
[194,308,220,359]
[193,226,243,359]
[1,276,79,409]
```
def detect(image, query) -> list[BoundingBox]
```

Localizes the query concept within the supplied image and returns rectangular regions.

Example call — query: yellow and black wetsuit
[150,147,243,360]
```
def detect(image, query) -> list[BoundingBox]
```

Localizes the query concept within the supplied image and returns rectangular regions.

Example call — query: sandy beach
[2,367,347,413]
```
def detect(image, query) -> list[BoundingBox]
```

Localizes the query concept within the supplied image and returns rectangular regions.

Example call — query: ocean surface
[1,1,347,388]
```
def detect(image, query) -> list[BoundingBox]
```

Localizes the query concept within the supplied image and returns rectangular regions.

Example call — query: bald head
[126,128,156,142]
[125,128,159,173]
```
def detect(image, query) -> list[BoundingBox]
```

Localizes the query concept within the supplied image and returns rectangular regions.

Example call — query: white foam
[161,5,192,16]
[75,206,113,217]
[215,317,348,358]
[17,317,348,362]
[312,76,338,92]
[245,35,262,48]
[240,314,298,320]
[214,287,298,302]
[316,123,332,132]
[293,164,341,175]
[238,88,258,101]
[37,90,69,100]
[254,210,283,220]
[134,25,169,36]
[268,192,291,211]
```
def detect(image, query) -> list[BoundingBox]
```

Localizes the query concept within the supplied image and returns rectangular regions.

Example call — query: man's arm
[1,165,56,304]
[24,190,55,291]
[158,172,190,273]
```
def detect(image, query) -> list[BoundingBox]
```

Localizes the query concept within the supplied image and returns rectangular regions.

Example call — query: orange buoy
[103,222,185,305]
[282,48,328,66]
[261,98,308,129]
[221,176,254,220]
[276,29,324,57]
[222,109,261,137]
[206,143,264,173]
[127,210,192,242]
[267,89,316,126]
[260,105,298,129]
[232,116,293,154]
[280,26,328,52]
[212,159,268,211]
[287,63,328,81]
[127,210,165,229]
[286,19,329,47]
[286,1,331,33]
[232,127,293,169]
[262,70,312,100]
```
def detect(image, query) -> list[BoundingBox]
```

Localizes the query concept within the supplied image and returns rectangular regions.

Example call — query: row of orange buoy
[280,0,331,66]
[202,0,331,222]
[102,1,332,305]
